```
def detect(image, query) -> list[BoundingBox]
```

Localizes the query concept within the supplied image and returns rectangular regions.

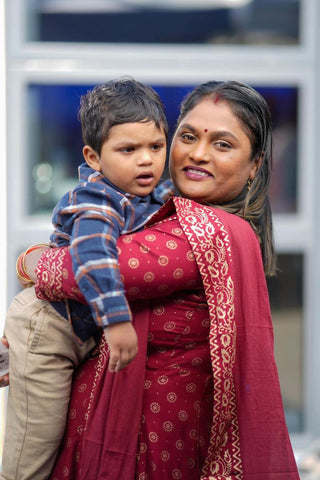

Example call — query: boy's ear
[82,145,101,171]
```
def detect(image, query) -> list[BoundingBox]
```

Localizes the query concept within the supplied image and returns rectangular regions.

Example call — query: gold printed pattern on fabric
[86,335,109,420]
[173,197,243,480]
[36,247,68,301]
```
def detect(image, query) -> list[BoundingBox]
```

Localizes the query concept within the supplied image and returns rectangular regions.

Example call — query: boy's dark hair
[79,77,168,155]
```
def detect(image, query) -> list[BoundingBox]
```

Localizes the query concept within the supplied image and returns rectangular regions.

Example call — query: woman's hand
[23,246,50,283]
[0,336,9,387]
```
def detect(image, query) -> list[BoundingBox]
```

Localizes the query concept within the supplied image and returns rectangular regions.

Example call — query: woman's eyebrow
[177,123,198,134]
[211,130,239,142]
[178,123,239,142]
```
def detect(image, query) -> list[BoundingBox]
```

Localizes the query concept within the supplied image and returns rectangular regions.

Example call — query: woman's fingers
[0,373,9,387]
[0,336,9,386]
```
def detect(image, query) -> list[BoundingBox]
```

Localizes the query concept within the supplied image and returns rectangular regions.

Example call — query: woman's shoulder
[173,197,249,225]
[173,197,258,244]
[148,197,257,245]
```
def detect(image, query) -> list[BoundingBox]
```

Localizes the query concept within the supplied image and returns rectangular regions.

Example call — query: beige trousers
[0,287,96,480]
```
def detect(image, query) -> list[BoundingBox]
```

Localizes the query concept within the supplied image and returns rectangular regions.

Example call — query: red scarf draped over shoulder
[172,197,299,479]
[50,197,299,480]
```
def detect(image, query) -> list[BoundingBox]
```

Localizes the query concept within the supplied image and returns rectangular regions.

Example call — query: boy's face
[84,121,166,196]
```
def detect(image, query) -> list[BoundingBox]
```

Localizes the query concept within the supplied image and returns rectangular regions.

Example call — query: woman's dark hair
[79,77,168,155]
[177,80,276,276]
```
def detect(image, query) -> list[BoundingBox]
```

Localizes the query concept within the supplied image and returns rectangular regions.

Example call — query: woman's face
[169,97,259,204]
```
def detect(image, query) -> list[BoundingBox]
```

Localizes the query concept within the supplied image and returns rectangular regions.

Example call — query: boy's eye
[120,147,135,153]
[151,143,164,151]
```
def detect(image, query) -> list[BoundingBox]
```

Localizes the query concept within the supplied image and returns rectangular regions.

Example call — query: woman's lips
[183,166,212,180]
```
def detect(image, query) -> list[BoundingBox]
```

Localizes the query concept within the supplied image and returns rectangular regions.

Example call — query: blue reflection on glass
[28,83,297,214]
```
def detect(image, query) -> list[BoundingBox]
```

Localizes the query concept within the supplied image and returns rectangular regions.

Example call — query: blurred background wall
[1,0,320,474]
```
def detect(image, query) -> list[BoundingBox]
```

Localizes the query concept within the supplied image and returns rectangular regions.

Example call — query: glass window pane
[262,86,298,213]
[27,0,300,46]
[26,83,304,432]
[26,82,298,215]
[267,253,304,433]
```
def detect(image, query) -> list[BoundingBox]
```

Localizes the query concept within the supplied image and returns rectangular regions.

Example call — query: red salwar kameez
[35,198,300,480]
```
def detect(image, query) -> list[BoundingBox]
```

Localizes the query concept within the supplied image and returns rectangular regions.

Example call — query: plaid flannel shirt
[50,163,174,341]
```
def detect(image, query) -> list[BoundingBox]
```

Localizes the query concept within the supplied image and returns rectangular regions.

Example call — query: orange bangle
[16,253,31,282]
[16,243,49,283]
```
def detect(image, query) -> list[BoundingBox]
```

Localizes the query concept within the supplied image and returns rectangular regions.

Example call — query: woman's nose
[189,142,210,163]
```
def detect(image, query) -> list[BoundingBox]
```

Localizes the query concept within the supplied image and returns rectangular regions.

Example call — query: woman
[2,81,299,479]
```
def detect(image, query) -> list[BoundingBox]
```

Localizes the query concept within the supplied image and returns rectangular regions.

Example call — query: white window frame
[0,0,7,461]
[2,0,320,464]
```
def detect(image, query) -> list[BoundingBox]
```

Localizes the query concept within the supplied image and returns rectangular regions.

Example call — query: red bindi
[204,129,208,132]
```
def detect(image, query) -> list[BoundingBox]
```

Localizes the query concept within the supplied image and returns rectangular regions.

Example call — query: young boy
[1,78,168,480]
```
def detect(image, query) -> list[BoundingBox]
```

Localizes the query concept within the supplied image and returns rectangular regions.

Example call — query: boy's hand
[103,322,138,373]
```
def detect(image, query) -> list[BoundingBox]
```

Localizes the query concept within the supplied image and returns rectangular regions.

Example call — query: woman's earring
[247,178,253,191]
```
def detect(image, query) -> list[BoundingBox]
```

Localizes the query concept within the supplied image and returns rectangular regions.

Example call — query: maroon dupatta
[173,197,299,479]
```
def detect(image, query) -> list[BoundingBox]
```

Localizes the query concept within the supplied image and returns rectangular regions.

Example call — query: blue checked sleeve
[53,183,133,328]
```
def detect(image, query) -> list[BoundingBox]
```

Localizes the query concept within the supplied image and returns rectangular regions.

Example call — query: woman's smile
[183,166,213,179]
